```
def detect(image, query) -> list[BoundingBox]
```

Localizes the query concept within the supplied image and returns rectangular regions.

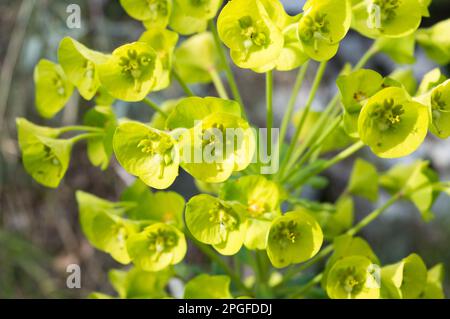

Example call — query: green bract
[217,0,283,70]
[17,118,72,188]
[34,59,74,118]
[220,175,282,250]
[139,28,179,91]
[179,112,255,183]
[113,121,180,189]
[416,68,446,96]
[184,274,232,298]
[348,158,379,202]
[267,210,323,268]
[169,0,208,35]
[109,267,172,299]
[389,68,417,96]
[185,194,247,255]
[127,222,187,271]
[421,264,445,299]
[381,253,427,299]
[374,34,416,64]
[98,42,162,102]
[150,99,181,130]
[120,0,172,27]
[416,19,450,65]
[174,32,222,84]
[58,37,109,100]
[423,80,450,139]
[326,255,380,299]
[298,0,351,61]
[76,191,140,264]
[351,0,424,39]
[358,87,429,158]
[83,106,116,170]
[177,0,221,20]
[275,17,309,71]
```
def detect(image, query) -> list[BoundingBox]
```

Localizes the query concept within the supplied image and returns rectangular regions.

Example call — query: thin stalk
[266,70,274,156]
[59,126,104,134]
[288,140,364,188]
[278,61,327,180]
[209,68,229,99]
[288,273,323,298]
[68,132,104,144]
[184,230,252,296]
[279,62,310,144]
[209,19,246,118]
[354,42,379,71]
[143,97,168,118]
[172,70,194,97]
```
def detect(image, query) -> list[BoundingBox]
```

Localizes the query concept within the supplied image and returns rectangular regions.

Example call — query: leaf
[416,19,450,65]
[184,274,232,299]
[421,263,445,299]
[34,59,73,118]
[348,158,379,201]
[389,68,417,96]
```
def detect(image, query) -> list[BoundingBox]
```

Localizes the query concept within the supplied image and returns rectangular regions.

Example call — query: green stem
[59,126,104,134]
[143,97,168,118]
[354,42,379,71]
[209,19,246,118]
[279,62,310,144]
[278,61,327,180]
[288,140,364,188]
[184,230,252,296]
[288,273,323,298]
[172,70,194,97]
[266,70,274,157]
[68,132,104,144]
[209,68,229,99]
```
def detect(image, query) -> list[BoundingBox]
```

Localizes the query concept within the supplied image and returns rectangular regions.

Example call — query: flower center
[147,228,178,256]
[370,98,405,131]
[119,49,153,92]
[238,16,269,54]
[138,132,175,178]
[247,199,266,218]
[43,145,60,166]
[369,0,400,25]
[52,74,66,97]
[339,267,364,295]
[300,12,331,51]
[209,202,239,239]
[146,0,168,20]
[271,220,299,247]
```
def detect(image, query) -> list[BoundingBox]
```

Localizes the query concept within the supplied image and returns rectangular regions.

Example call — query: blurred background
[0,0,449,298]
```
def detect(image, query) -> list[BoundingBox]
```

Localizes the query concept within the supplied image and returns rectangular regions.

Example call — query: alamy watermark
[66,4,81,29]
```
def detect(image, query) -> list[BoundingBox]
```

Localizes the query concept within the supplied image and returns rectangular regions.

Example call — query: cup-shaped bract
[416,19,450,66]
[274,20,309,71]
[113,121,180,189]
[98,42,162,102]
[374,33,416,64]
[326,255,381,299]
[184,274,232,299]
[220,175,282,250]
[34,59,74,119]
[389,68,417,96]
[120,0,172,27]
[381,253,427,299]
[169,0,208,35]
[298,0,351,61]
[217,0,283,69]
[83,106,117,170]
[179,112,255,183]
[108,267,172,299]
[174,32,221,84]
[150,99,181,130]
[185,194,247,255]
[126,222,187,271]
[416,68,446,96]
[58,37,109,100]
[352,0,423,39]
[421,264,445,299]
[139,29,179,91]
[17,119,72,188]
[177,0,221,20]
[267,211,323,268]
[348,158,379,202]
[425,80,450,139]
[76,191,140,264]
[358,87,429,158]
